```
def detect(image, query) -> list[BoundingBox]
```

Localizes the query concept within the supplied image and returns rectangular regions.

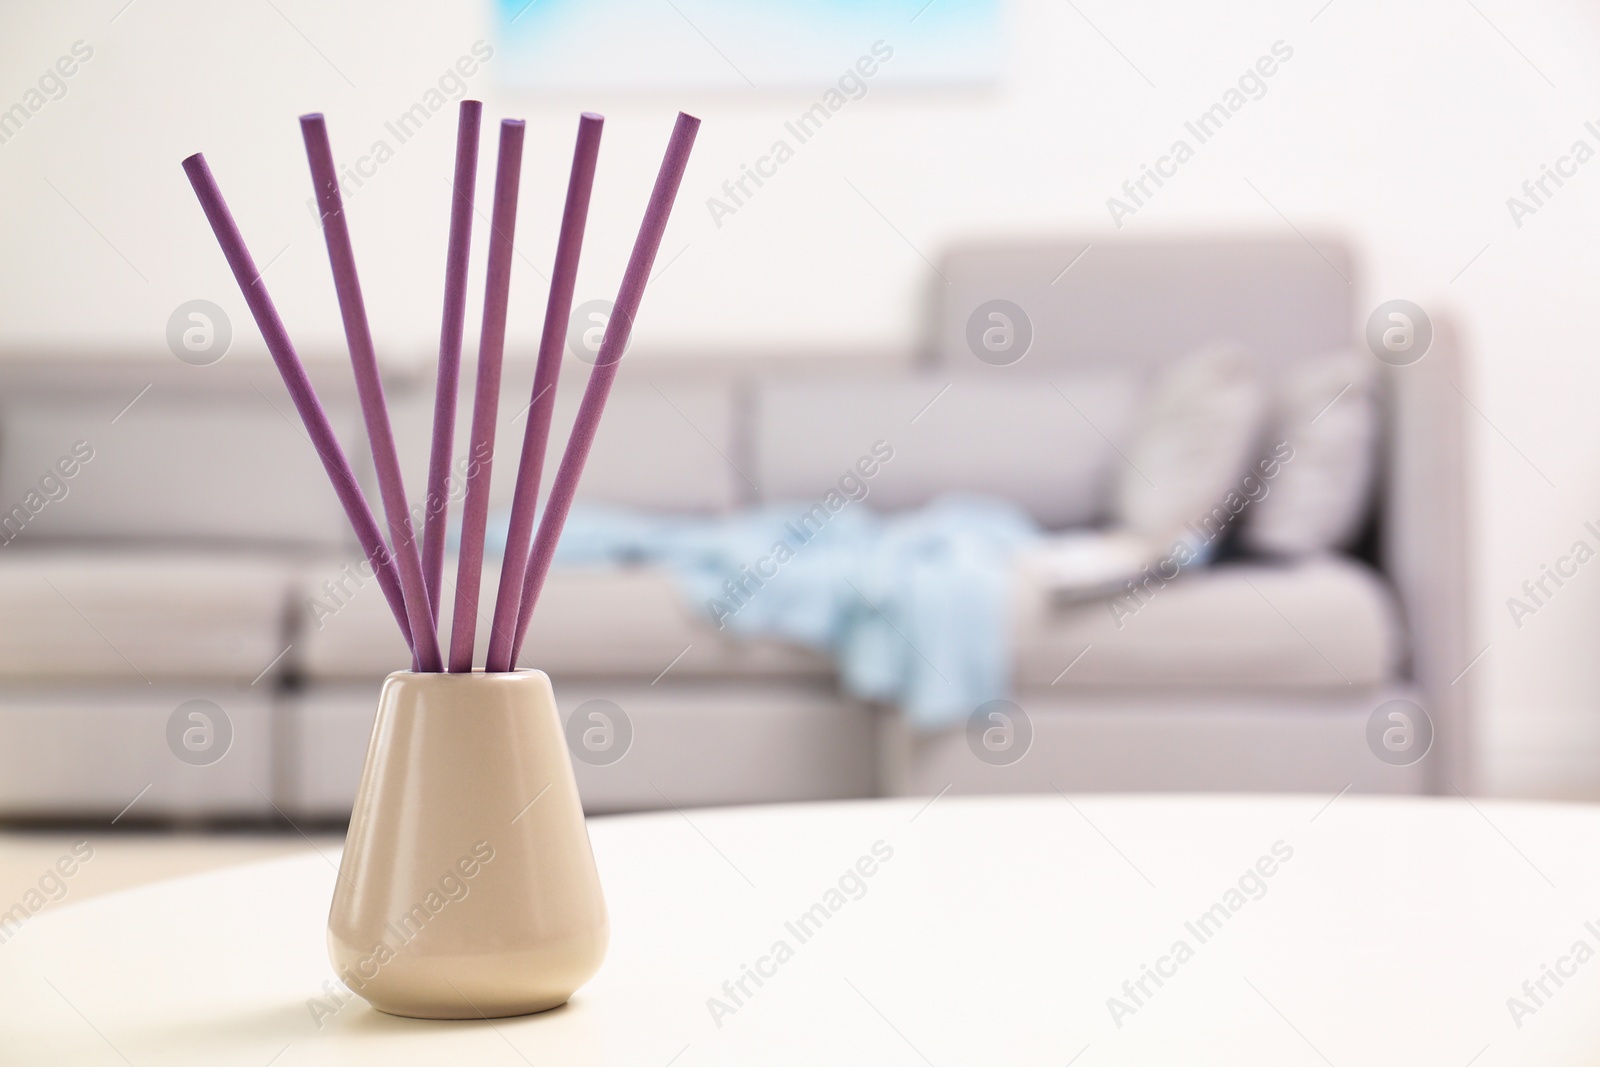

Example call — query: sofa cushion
[299,551,1399,694]
[293,555,831,680]
[1112,340,1268,540]
[0,383,359,550]
[1012,555,1402,689]
[0,551,295,681]
[1244,349,1380,556]
[379,371,741,518]
[753,373,1139,529]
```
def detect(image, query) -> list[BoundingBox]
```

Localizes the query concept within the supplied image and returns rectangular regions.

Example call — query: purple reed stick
[181,153,415,656]
[448,119,526,673]
[421,100,482,631]
[508,112,700,666]
[301,113,442,673]
[484,113,604,673]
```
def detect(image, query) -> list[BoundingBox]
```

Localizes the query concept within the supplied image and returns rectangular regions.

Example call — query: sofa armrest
[1381,312,1476,791]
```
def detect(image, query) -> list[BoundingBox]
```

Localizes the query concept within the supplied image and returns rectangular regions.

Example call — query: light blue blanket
[486,495,1038,731]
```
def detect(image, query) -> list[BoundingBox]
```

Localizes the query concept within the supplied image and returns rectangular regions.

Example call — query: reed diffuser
[182,103,699,1019]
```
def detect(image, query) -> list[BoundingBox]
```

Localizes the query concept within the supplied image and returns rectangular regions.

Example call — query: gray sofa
[0,235,1472,822]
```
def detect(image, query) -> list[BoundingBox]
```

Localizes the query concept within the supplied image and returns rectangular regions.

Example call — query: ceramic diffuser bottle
[326,670,608,1018]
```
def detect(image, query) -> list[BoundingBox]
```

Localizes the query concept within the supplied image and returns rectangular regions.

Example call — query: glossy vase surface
[327,669,608,1019]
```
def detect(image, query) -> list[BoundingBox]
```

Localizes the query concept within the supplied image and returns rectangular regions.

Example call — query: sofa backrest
[0,236,1361,546]
[0,353,745,552]
[931,235,1355,376]
[752,235,1359,527]
[0,357,359,550]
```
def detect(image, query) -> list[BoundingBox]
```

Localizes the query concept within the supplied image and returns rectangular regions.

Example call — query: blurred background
[2,0,1599,883]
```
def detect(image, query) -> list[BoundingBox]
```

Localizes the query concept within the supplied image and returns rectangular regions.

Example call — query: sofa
[0,235,1472,822]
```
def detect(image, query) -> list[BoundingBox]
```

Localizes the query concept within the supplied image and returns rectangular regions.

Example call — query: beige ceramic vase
[327,669,608,1019]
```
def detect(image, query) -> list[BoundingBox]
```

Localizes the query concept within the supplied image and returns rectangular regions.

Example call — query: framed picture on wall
[493,0,1002,90]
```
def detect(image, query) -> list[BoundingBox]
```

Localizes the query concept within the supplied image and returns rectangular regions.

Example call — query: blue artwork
[493,0,1001,89]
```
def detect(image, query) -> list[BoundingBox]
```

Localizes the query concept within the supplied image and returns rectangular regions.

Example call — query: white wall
[2,0,1599,796]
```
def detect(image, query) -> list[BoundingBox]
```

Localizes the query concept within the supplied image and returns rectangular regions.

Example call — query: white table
[5,795,1600,1065]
